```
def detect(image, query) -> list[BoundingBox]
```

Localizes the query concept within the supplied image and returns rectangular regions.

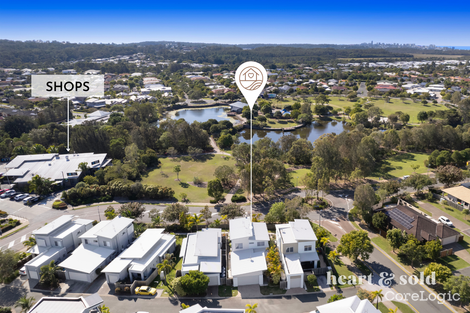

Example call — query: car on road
[15,194,29,201]
[1,190,15,198]
[438,216,453,227]
[134,286,157,296]
[19,267,27,276]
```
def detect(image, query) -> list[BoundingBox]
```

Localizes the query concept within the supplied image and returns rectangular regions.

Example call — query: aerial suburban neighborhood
[2,8,470,312]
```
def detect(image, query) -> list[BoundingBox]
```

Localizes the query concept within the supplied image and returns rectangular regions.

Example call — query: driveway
[417,201,470,232]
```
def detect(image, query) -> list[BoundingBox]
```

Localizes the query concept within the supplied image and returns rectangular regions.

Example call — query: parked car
[19,267,27,276]
[0,189,9,195]
[402,175,410,180]
[0,190,14,198]
[23,196,33,205]
[438,216,453,227]
[134,286,157,296]
[25,195,40,205]
[8,192,18,199]
[14,194,28,201]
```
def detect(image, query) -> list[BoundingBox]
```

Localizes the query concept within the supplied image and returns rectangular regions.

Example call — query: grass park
[369,152,429,179]
[271,96,448,124]
[142,154,236,203]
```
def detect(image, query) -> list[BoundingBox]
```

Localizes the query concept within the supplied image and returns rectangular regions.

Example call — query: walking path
[224,179,241,203]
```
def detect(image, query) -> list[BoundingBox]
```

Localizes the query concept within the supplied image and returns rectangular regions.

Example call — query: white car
[14,194,28,201]
[438,216,453,227]
[19,266,27,276]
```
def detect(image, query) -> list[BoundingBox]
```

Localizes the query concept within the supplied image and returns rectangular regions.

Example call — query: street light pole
[98,206,101,221]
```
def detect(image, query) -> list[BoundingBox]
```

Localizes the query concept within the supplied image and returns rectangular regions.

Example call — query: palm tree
[15,296,35,313]
[245,303,258,313]
[164,253,176,266]
[329,250,339,263]
[40,260,61,287]
[23,236,36,249]
[388,308,398,313]
[371,289,384,309]
[320,237,329,252]
[189,214,205,231]
[157,259,173,281]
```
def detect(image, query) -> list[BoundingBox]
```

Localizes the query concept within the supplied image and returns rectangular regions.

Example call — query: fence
[446,200,464,212]
[440,248,453,258]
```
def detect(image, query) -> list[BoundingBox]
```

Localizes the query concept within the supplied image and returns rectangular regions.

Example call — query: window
[304,245,312,252]
[104,241,111,247]
[235,243,243,250]
[54,241,62,247]
[249,242,254,245]
[286,247,293,253]
[257,242,265,247]
[85,239,88,244]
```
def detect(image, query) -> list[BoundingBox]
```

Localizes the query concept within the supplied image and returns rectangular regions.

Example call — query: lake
[238,120,350,144]
[165,106,240,125]
[166,107,349,144]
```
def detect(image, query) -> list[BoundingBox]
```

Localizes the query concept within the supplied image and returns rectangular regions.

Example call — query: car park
[438,216,453,227]
[134,286,157,296]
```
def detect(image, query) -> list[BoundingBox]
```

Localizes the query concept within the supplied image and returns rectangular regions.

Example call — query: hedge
[231,194,247,202]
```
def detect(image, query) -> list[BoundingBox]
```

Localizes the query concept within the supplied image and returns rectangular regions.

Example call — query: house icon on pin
[242,68,259,81]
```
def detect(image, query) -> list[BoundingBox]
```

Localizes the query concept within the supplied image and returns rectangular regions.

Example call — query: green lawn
[150,258,183,297]
[377,302,389,313]
[142,155,236,202]
[392,301,416,313]
[286,167,310,187]
[349,215,361,230]
[265,118,298,128]
[271,96,447,124]
[218,285,238,297]
[438,254,470,271]
[370,152,429,179]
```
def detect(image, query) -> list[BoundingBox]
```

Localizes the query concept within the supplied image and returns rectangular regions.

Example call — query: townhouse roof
[28,294,103,313]
[33,215,74,236]
[230,249,267,276]
[443,186,470,204]
[80,216,133,239]
[59,244,115,274]
[229,217,269,241]
[315,295,380,313]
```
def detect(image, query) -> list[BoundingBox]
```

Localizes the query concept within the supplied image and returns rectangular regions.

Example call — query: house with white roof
[275,219,320,289]
[59,216,134,283]
[180,228,222,286]
[229,217,269,286]
[4,153,111,187]
[24,215,93,281]
[312,295,380,313]
[102,228,175,284]
[27,294,103,313]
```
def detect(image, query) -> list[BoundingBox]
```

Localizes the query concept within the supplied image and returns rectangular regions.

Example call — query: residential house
[312,295,380,313]
[85,98,106,108]
[443,186,470,209]
[25,216,93,281]
[229,217,269,287]
[62,69,77,74]
[275,219,319,289]
[59,216,134,283]
[102,229,175,284]
[383,202,461,245]
[27,294,103,313]
[180,228,222,286]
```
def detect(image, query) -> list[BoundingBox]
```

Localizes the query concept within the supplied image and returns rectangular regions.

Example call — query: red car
[0,189,9,195]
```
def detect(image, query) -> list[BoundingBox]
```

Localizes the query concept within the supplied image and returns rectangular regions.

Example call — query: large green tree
[180,270,210,296]
[337,230,374,261]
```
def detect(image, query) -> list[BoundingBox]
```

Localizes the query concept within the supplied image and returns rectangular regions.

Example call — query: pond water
[166,107,349,144]
[165,106,240,125]
[238,120,350,144]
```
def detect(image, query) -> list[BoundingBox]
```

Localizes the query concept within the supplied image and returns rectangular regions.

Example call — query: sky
[2,0,470,46]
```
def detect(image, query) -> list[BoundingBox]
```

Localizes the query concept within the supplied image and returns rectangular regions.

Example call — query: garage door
[442,235,457,246]
[290,275,302,289]
[29,271,38,280]
[208,274,219,286]
[236,275,259,286]
[69,271,89,282]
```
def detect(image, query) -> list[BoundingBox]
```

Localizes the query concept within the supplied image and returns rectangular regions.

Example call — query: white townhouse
[27,294,103,313]
[25,215,93,281]
[102,228,175,284]
[313,295,380,313]
[275,219,320,289]
[229,217,269,287]
[180,228,222,286]
[59,216,134,283]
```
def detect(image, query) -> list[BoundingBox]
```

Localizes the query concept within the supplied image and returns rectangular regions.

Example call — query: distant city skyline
[2,0,470,46]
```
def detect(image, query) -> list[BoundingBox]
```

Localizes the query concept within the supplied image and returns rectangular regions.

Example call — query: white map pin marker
[235,61,268,110]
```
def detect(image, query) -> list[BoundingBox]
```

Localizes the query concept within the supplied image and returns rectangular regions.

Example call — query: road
[358,82,368,98]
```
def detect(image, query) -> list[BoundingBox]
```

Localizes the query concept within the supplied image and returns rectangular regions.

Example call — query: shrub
[115,287,121,294]
[0,307,12,313]
[231,194,247,202]
[0,210,7,216]
[426,192,434,201]
[52,200,67,209]
[210,199,217,204]
[307,274,317,286]
[171,277,186,296]
[180,270,209,296]
[124,286,130,293]
[193,177,203,186]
